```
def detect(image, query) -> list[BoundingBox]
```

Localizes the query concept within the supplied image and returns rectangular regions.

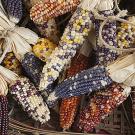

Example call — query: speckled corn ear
[78,84,131,132]
[47,65,113,106]
[30,0,80,24]
[2,52,22,75]
[77,0,131,132]
[36,19,60,44]
[3,51,44,87]
[117,16,135,48]
[2,0,23,23]
[10,77,50,123]
[94,10,118,65]
[33,38,57,62]
[39,5,94,93]
[21,52,44,87]
[60,54,89,130]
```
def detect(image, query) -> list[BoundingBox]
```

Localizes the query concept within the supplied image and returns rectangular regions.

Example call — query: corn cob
[10,77,50,123]
[117,16,135,48]
[94,10,118,66]
[0,96,8,135]
[78,84,131,132]
[78,1,131,132]
[0,74,9,135]
[2,0,23,23]
[36,19,60,44]
[21,52,44,87]
[2,52,22,75]
[60,54,89,130]
[33,38,57,62]
[30,0,60,44]
[39,0,100,93]
[30,0,80,24]
[0,97,2,129]
[132,89,135,122]
[47,65,113,106]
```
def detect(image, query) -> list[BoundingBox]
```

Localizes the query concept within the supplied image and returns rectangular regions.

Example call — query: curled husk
[0,74,8,96]
[0,1,39,62]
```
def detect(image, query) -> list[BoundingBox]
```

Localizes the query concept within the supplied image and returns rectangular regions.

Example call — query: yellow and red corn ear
[60,53,89,130]
[33,38,57,62]
[2,52,22,75]
[30,0,80,24]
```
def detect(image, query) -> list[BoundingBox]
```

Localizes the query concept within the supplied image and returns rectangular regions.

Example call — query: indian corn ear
[10,77,50,123]
[30,0,80,24]
[60,54,89,130]
[2,52,22,75]
[33,38,57,62]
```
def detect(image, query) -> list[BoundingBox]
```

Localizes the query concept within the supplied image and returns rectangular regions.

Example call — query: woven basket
[96,104,134,135]
[9,103,135,135]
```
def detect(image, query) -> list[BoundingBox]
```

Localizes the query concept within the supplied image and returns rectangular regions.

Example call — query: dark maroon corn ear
[131,89,135,122]
[0,96,8,135]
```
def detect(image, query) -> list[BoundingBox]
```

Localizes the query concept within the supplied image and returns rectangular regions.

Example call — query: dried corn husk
[0,0,38,62]
[0,74,8,96]
[107,53,135,86]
